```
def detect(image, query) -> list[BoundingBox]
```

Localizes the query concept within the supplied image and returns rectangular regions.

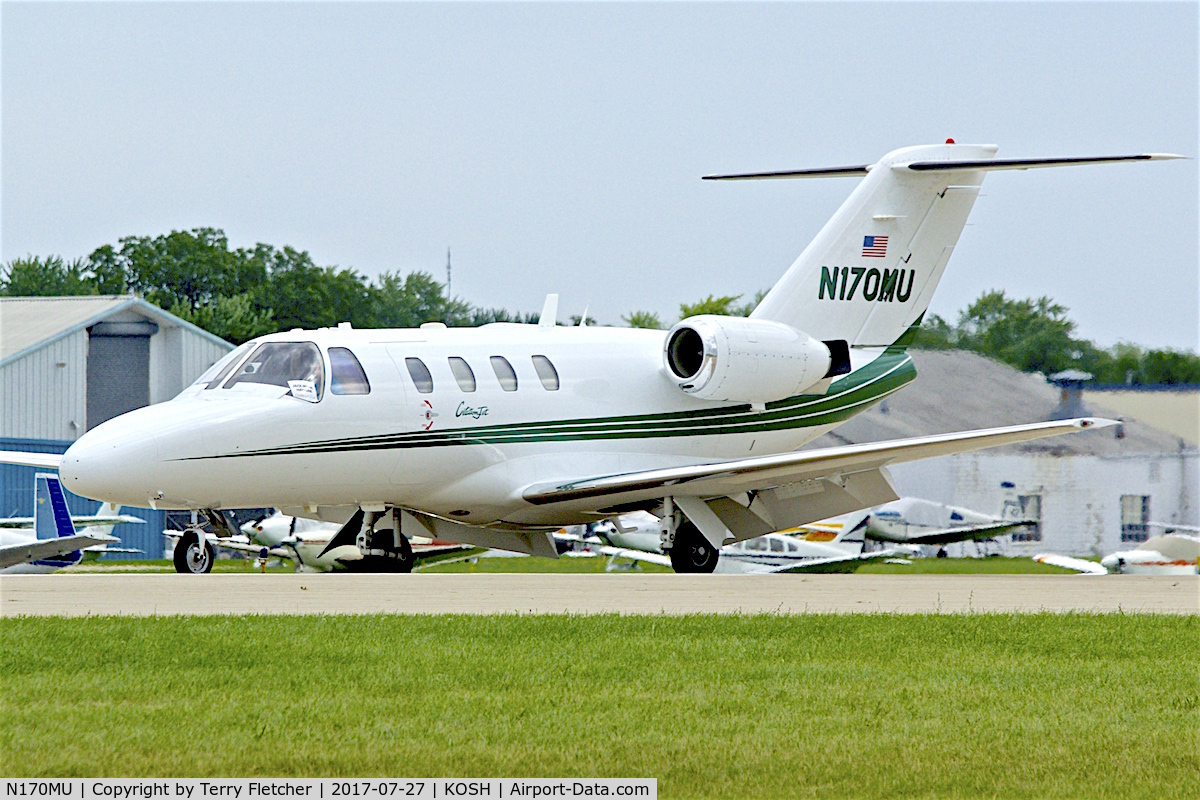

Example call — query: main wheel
[668,521,720,573]
[353,528,415,573]
[173,531,214,574]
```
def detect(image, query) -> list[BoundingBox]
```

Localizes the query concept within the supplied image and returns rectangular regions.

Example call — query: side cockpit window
[329,347,371,395]
[224,342,325,401]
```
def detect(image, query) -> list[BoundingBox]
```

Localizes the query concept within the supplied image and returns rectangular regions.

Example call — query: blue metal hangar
[1,295,234,557]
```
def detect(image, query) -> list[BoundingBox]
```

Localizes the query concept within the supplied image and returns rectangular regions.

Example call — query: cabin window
[531,355,560,391]
[328,347,371,395]
[745,537,768,552]
[787,540,800,553]
[490,356,518,392]
[449,357,477,392]
[1120,495,1150,542]
[199,342,254,389]
[405,358,434,394]
[224,342,325,400]
[769,538,784,553]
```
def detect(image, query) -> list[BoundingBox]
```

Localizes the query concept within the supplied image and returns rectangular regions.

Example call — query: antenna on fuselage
[539,294,559,328]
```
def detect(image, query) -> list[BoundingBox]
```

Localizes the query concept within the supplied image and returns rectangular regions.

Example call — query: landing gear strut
[173,530,214,574]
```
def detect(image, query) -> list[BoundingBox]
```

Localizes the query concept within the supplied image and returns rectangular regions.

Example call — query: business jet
[0,473,140,572]
[0,143,1178,572]
[164,510,474,573]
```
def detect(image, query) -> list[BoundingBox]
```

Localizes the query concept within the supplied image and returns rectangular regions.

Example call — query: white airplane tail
[713,144,1182,348]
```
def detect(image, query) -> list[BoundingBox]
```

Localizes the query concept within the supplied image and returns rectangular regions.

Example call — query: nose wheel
[173,530,215,574]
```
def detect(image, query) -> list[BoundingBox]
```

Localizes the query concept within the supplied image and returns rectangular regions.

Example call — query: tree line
[917,291,1200,386]
[3,229,1196,385]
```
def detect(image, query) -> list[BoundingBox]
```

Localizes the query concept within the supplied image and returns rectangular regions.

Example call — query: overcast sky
[3,2,1196,349]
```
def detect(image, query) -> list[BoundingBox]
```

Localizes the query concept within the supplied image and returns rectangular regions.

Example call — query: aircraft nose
[60,410,162,506]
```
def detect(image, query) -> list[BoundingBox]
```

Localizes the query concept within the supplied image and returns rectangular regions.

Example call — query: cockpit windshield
[194,342,254,389]
[223,342,325,400]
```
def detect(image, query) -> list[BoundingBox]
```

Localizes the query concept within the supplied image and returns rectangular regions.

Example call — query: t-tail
[705,143,1183,349]
[34,472,83,566]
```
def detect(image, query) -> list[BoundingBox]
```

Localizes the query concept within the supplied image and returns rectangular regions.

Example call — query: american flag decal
[862,235,888,258]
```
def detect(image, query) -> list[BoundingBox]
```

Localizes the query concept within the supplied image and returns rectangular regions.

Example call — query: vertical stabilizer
[35,473,79,540]
[746,143,995,346]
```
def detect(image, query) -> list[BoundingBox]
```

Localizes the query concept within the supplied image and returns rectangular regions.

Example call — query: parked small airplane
[567,494,1032,572]
[805,496,1035,555]
[0,474,141,573]
[561,510,916,573]
[1035,529,1200,576]
[164,510,474,573]
[1,143,1176,572]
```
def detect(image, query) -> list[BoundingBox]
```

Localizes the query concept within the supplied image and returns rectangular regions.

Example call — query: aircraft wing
[0,533,117,570]
[771,547,913,574]
[1032,554,1108,575]
[0,451,63,469]
[876,520,1036,546]
[594,545,673,569]
[523,419,1113,538]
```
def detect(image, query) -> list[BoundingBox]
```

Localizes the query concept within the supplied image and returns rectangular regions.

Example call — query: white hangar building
[2,295,233,440]
[805,350,1199,558]
[1,296,234,555]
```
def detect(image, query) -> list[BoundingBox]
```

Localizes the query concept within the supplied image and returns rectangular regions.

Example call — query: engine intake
[664,315,835,404]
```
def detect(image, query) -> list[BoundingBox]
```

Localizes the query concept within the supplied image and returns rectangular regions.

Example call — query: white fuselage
[59,324,908,529]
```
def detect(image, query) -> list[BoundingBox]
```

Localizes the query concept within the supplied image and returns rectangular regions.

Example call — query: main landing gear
[319,507,416,573]
[659,497,720,574]
[667,521,720,573]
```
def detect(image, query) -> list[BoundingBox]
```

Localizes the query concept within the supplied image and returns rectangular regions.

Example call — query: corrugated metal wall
[181,331,231,392]
[0,331,88,441]
[0,437,165,560]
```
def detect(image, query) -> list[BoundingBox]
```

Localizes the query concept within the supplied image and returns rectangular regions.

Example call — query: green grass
[421,554,674,573]
[67,559,296,574]
[855,556,1078,574]
[2,615,1196,797]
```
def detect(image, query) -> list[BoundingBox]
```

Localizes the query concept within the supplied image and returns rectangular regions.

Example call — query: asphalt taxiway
[2,573,1197,616]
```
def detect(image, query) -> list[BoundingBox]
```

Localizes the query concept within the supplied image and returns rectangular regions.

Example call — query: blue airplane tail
[34,472,83,566]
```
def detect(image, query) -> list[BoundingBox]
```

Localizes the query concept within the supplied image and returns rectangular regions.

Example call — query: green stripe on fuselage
[203,347,917,458]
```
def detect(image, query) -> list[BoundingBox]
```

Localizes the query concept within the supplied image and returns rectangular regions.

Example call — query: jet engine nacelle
[663,315,840,404]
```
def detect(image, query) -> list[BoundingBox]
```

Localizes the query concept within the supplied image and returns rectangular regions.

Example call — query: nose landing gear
[173,530,214,574]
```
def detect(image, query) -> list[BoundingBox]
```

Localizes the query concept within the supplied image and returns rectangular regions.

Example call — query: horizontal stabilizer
[703,165,870,181]
[704,153,1184,182]
[901,153,1185,172]
[0,451,63,469]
